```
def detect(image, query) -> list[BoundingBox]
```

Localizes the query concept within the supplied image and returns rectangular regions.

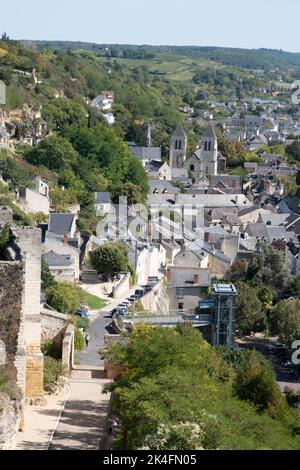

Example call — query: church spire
[147,123,152,147]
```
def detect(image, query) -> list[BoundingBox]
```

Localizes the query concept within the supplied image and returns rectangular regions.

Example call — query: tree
[45,282,80,314]
[0,224,11,259]
[89,243,130,279]
[269,299,300,347]
[111,183,142,205]
[1,32,10,42]
[235,282,264,335]
[66,124,131,186]
[229,260,248,282]
[25,135,79,171]
[126,156,149,201]
[286,141,300,161]
[41,258,55,290]
[234,350,285,415]
[42,98,88,134]
[246,243,292,298]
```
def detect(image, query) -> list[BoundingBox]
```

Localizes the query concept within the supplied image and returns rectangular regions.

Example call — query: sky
[1,0,299,52]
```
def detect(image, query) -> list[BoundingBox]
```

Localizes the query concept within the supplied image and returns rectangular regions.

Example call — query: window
[177,288,184,299]
[190,165,195,172]
[178,140,182,150]
[178,303,184,310]
[208,141,211,151]
[204,141,208,151]
[175,140,178,150]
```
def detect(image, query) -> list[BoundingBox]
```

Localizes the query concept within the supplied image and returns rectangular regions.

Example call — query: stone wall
[40,307,71,346]
[62,324,74,376]
[13,228,44,398]
[0,394,23,450]
[0,261,24,451]
[113,272,130,299]
[140,280,169,314]
[0,206,13,227]
[0,261,24,389]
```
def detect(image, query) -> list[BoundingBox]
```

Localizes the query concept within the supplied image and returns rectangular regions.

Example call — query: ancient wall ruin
[0,261,25,391]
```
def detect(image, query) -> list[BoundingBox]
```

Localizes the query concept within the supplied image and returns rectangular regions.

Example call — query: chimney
[167,268,171,283]
[194,274,199,285]
[204,232,210,243]
[63,233,68,245]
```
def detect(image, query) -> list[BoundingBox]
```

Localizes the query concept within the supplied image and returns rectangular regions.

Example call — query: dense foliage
[104,325,300,450]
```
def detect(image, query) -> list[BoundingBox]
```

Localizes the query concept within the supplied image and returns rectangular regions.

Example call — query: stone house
[167,265,211,313]
[94,192,113,216]
[42,250,76,283]
[16,186,50,215]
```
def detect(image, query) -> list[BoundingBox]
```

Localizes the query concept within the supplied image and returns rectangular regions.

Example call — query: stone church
[169,123,226,184]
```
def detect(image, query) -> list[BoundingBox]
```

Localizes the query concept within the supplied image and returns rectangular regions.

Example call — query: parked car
[76,308,89,318]
[112,273,121,281]
[144,285,153,293]
[98,273,109,282]
[110,308,118,318]
[135,288,145,298]
[130,294,139,302]
[116,308,128,316]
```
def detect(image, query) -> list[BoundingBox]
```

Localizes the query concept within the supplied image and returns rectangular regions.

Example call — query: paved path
[49,367,111,451]
[17,388,69,450]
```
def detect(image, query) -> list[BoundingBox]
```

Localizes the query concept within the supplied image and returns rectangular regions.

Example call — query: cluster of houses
[0,106,49,148]
[90,123,300,313]
[90,91,115,127]
[2,94,300,316]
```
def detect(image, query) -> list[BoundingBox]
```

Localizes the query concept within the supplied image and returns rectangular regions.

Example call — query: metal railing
[126,313,212,326]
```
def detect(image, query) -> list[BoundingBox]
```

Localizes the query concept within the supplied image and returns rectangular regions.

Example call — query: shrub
[45,282,80,314]
[233,350,285,415]
[43,356,65,393]
[41,340,61,360]
[76,316,90,330]
[74,327,85,351]
[0,367,20,400]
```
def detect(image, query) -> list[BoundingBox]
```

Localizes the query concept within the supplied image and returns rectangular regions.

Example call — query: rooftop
[43,251,72,267]
[48,213,76,236]
[213,283,237,295]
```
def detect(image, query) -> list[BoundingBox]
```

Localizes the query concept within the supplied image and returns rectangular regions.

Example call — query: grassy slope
[79,289,108,310]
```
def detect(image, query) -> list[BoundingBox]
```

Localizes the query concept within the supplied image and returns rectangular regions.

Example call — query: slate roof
[285,214,300,234]
[95,192,111,204]
[130,146,161,161]
[203,123,217,140]
[43,251,72,267]
[259,213,290,226]
[145,160,164,171]
[238,205,261,217]
[209,175,241,189]
[48,213,75,236]
[172,125,187,139]
[149,180,179,194]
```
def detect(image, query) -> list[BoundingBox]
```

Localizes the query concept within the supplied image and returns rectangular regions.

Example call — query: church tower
[169,125,187,169]
[201,123,218,177]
